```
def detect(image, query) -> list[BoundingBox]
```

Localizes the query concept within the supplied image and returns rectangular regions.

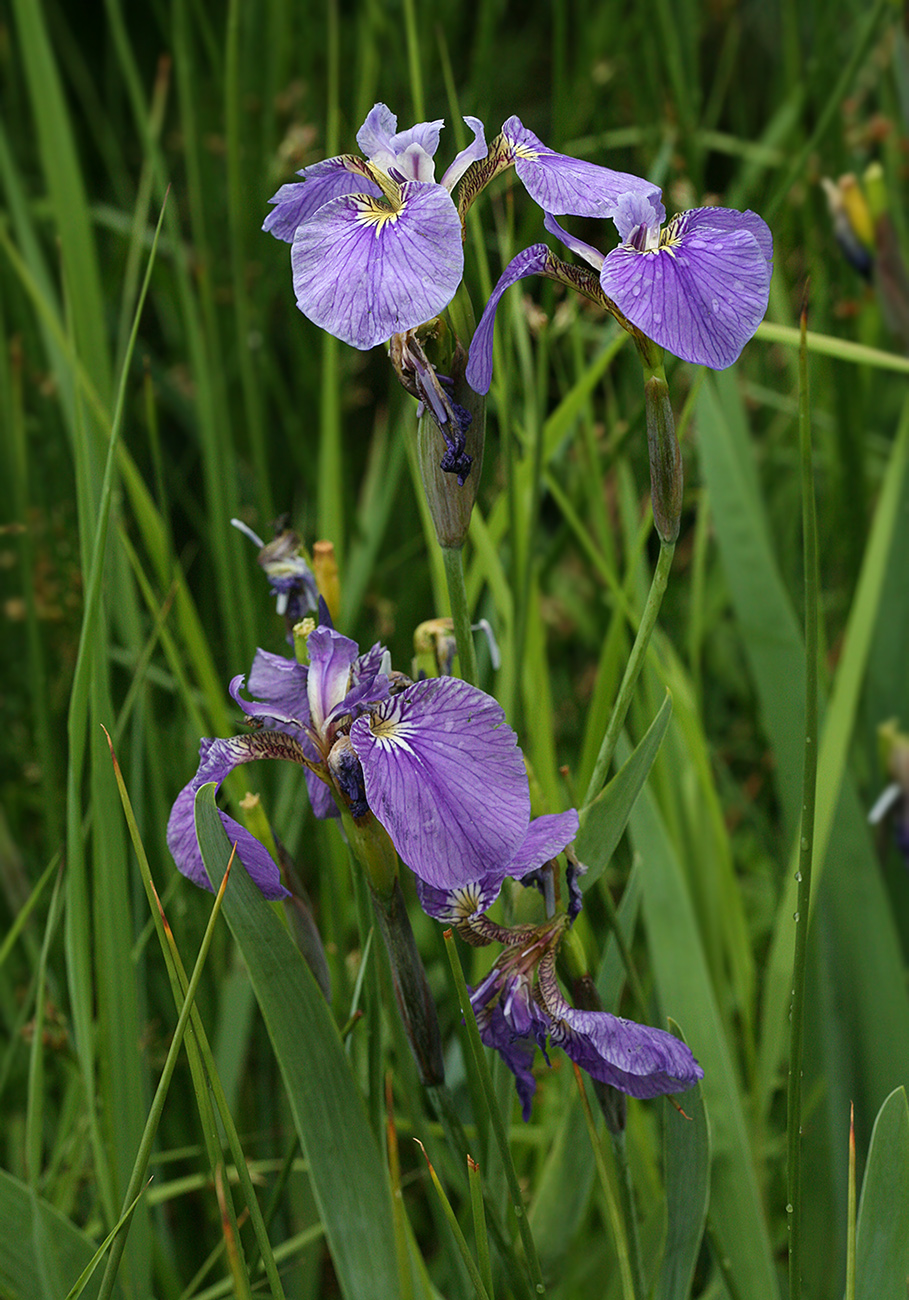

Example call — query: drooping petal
[441,116,488,191]
[465,244,551,394]
[549,1006,703,1099]
[263,158,381,242]
[505,810,580,878]
[543,213,604,271]
[167,733,303,899]
[598,210,772,368]
[501,116,659,218]
[290,182,464,349]
[473,995,539,1121]
[349,676,530,889]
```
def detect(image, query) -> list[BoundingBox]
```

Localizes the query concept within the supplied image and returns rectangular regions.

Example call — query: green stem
[441,543,480,686]
[787,305,819,1300]
[582,537,675,808]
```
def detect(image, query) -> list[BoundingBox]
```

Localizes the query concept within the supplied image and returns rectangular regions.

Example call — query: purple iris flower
[466,192,772,392]
[263,103,488,349]
[420,866,703,1116]
[167,625,540,898]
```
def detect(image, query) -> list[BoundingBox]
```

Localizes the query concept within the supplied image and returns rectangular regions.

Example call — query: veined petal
[441,116,488,191]
[349,676,530,889]
[356,103,398,158]
[262,158,381,242]
[465,244,550,394]
[543,213,604,271]
[506,809,580,878]
[167,733,303,899]
[599,214,772,368]
[502,115,659,218]
[291,183,463,349]
[549,1006,703,1099]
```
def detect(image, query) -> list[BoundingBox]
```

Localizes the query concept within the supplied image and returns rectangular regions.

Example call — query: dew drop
[690,238,705,249]
[653,311,662,324]
[793,911,800,922]
[710,298,719,313]
[795,871,802,882]
[786,1203,794,1214]
[514,1206,523,1219]
[800,836,808,852]
[733,280,743,292]
[714,241,725,251]
[632,284,641,297]
[536,1287,546,1296]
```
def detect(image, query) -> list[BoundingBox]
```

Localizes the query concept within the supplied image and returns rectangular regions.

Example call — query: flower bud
[643,370,683,544]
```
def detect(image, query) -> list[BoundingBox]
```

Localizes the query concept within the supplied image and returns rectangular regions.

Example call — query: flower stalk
[787,298,819,1300]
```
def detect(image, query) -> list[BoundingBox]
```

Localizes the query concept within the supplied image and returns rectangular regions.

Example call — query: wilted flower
[232,517,319,637]
[420,870,702,1118]
[466,192,772,391]
[168,624,548,898]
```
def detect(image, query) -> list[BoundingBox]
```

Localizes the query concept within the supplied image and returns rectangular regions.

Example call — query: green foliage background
[2,0,909,1297]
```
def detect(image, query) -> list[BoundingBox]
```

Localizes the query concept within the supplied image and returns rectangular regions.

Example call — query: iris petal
[441,116,488,191]
[502,116,660,218]
[349,676,530,889]
[291,183,463,349]
[167,735,294,899]
[263,158,381,243]
[599,210,772,368]
[465,244,551,394]
[506,810,580,877]
[550,1006,703,1099]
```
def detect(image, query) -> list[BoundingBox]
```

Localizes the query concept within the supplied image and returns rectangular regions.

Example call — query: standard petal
[440,116,488,191]
[305,625,361,734]
[356,103,398,157]
[505,809,580,878]
[550,1007,703,1098]
[465,244,551,394]
[291,183,464,349]
[502,115,659,218]
[598,220,772,368]
[262,158,381,242]
[349,676,530,889]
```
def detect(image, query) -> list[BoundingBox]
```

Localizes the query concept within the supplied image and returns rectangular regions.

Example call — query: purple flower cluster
[265,104,772,374]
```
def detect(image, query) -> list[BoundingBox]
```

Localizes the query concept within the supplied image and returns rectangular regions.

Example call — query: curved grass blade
[855,1087,909,1300]
[658,1020,710,1300]
[577,690,673,888]
[194,784,401,1300]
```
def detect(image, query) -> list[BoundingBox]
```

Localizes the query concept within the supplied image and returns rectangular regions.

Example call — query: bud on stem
[643,369,683,544]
